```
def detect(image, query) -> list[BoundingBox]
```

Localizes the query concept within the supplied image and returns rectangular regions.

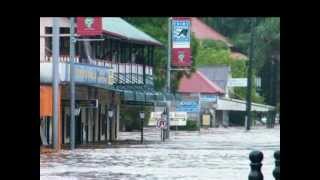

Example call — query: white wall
[40,17,70,61]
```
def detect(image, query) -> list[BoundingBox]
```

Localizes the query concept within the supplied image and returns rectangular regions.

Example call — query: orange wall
[40,85,53,117]
[40,85,62,150]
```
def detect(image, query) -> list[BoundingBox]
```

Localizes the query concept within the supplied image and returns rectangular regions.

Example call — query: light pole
[139,111,145,144]
[108,107,114,144]
[69,17,76,150]
[52,17,60,150]
[166,17,172,139]
[246,18,256,131]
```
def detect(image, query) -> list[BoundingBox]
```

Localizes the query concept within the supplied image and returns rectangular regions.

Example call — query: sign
[149,112,187,126]
[200,94,217,102]
[228,78,248,87]
[176,101,200,112]
[77,17,102,36]
[202,114,211,126]
[74,63,113,85]
[172,17,192,67]
[62,99,98,108]
[156,119,167,129]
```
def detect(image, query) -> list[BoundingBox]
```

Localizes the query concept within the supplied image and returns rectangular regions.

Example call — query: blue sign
[200,94,217,102]
[74,63,113,85]
[172,18,191,48]
[176,101,200,112]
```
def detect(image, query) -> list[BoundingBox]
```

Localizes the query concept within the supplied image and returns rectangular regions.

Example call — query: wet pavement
[40,126,280,180]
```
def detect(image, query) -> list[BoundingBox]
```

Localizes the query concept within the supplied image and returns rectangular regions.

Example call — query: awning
[216,97,275,112]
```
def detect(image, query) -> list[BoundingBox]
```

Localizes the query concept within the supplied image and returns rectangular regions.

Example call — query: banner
[171,17,192,67]
[77,17,102,36]
[176,101,200,112]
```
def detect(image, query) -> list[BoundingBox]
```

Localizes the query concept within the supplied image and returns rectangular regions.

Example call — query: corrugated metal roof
[102,17,162,46]
[178,71,225,94]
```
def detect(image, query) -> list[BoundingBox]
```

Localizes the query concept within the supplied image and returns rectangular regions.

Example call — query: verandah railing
[40,55,153,76]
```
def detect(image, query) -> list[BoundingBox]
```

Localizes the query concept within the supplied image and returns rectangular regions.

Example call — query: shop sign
[76,17,102,36]
[176,101,200,112]
[200,94,217,102]
[73,63,113,86]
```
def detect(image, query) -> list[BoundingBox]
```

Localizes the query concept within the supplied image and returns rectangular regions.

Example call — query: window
[45,27,70,34]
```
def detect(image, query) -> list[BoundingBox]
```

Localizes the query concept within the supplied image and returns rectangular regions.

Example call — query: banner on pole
[172,17,192,67]
[76,17,102,36]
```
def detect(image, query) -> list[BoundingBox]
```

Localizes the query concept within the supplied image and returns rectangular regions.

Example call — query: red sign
[76,17,102,36]
[172,48,191,67]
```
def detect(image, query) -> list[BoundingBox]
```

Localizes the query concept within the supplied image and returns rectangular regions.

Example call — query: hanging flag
[76,17,102,36]
[172,17,192,67]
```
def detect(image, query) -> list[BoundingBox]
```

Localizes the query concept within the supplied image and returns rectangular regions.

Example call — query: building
[177,71,225,127]
[40,17,163,151]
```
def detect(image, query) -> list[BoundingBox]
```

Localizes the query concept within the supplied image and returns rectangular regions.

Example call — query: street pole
[246,18,256,131]
[166,17,172,139]
[52,17,60,150]
[69,17,76,150]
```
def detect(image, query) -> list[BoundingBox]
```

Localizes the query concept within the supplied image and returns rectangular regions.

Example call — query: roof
[230,52,248,60]
[197,66,230,92]
[102,17,163,46]
[178,71,225,94]
[217,97,275,112]
[191,18,233,47]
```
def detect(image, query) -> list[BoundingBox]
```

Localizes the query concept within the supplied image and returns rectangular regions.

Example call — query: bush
[179,119,199,131]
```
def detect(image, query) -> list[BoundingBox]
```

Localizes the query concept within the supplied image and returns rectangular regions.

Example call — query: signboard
[77,17,102,36]
[172,17,192,67]
[202,114,211,126]
[62,99,98,108]
[74,63,113,86]
[176,101,200,112]
[200,94,217,102]
[228,78,248,87]
[149,112,187,126]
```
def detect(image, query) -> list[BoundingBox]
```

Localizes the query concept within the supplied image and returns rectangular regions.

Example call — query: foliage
[124,18,199,92]
[124,17,278,105]
[178,120,199,131]
[120,105,152,131]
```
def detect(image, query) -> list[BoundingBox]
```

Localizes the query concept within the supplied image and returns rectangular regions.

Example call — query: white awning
[216,97,274,112]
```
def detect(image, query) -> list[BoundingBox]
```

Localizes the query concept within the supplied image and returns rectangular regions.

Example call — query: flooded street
[40,126,280,180]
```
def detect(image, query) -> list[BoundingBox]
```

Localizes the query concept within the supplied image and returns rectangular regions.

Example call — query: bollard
[273,150,280,180]
[249,151,264,180]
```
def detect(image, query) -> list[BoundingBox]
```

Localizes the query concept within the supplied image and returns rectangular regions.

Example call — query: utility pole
[69,17,76,150]
[246,18,256,131]
[166,17,172,139]
[52,17,60,150]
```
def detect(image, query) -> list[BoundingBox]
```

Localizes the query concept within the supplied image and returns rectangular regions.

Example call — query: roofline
[193,17,234,47]
[102,30,163,47]
[219,97,275,109]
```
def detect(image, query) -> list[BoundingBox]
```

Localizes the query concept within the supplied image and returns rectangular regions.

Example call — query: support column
[52,17,60,150]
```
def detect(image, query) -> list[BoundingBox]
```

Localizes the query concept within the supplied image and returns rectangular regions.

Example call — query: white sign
[149,112,187,126]
[228,78,248,87]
